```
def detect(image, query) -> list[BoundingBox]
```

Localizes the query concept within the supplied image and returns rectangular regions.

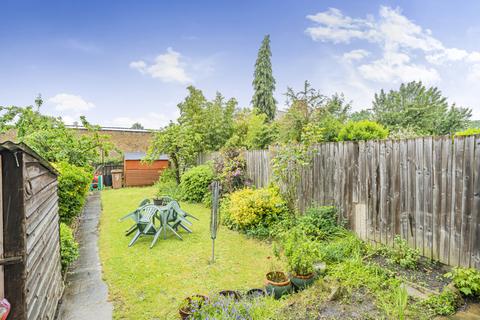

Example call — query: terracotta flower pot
[179,295,208,319]
[290,272,315,290]
[264,271,292,299]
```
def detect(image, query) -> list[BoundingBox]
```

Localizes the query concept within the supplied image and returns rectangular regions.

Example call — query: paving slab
[56,192,113,320]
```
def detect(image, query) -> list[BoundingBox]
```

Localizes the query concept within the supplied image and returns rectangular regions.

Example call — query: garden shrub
[213,148,249,193]
[59,222,79,270]
[455,128,480,136]
[179,164,214,202]
[155,168,182,199]
[445,267,480,296]
[337,120,388,141]
[420,288,459,316]
[297,206,343,240]
[55,161,92,224]
[317,231,364,264]
[222,187,288,232]
[385,236,420,269]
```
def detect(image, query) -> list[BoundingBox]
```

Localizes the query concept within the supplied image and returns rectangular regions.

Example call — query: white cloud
[107,112,172,130]
[343,49,370,62]
[48,93,95,112]
[467,64,480,82]
[358,58,440,83]
[130,47,192,84]
[306,6,480,85]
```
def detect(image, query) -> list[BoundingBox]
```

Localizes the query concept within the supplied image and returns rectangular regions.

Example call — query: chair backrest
[138,205,158,223]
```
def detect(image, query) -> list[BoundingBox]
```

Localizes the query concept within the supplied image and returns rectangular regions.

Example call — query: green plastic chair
[168,202,193,233]
[119,198,152,235]
[128,204,159,247]
[170,200,199,222]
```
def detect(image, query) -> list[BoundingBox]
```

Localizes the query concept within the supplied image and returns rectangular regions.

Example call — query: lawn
[99,186,275,319]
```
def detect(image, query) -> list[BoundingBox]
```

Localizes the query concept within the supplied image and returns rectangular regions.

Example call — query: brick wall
[73,129,155,154]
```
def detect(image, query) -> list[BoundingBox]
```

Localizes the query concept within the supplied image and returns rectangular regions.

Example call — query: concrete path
[57,192,113,320]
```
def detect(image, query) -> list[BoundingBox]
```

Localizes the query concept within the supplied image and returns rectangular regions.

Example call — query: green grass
[99,186,275,319]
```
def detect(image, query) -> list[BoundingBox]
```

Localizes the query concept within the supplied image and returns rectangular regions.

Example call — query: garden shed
[124,152,169,187]
[0,141,63,319]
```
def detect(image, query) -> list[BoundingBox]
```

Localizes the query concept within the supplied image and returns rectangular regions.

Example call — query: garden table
[121,198,197,248]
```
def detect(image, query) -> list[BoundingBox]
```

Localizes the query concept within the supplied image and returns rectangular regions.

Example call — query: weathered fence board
[198,135,480,268]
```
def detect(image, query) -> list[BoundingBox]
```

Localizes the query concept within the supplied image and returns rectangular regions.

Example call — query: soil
[282,287,385,319]
[369,254,451,293]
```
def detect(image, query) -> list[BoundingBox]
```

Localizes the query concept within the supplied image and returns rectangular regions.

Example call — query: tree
[252,35,276,121]
[146,123,198,184]
[34,93,43,111]
[279,81,324,143]
[203,92,236,151]
[349,109,373,122]
[131,122,144,129]
[372,81,471,135]
[0,105,114,167]
[177,86,236,152]
[225,109,278,150]
[147,86,238,183]
[279,81,351,143]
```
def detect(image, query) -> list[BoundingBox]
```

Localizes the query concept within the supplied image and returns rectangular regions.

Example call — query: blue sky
[1,0,480,128]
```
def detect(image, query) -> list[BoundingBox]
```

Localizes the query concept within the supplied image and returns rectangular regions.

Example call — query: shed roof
[124,151,168,161]
[0,141,58,175]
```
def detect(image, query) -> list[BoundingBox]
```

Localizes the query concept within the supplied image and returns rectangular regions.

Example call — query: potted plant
[179,295,208,319]
[218,290,242,300]
[264,246,292,299]
[283,229,320,290]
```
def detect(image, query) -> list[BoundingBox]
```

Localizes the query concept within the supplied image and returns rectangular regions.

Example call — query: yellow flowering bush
[222,187,288,230]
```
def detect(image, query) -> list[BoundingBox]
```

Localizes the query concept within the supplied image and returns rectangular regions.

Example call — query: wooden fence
[199,135,480,269]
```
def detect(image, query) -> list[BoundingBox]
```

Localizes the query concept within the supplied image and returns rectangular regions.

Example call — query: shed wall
[23,153,63,320]
[124,160,168,186]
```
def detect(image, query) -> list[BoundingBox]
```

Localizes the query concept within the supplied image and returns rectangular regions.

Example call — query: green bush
[421,288,459,316]
[297,206,343,240]
[455,128,480,137]
[317,231,364,264]
[445,267,480,296]
[222,187,288,232]
[385,236,420,269]
[59,222,79,270]
[55,162,92,224]
[179,164,214,202]
[337,120,389,141]
[155,168,182,199]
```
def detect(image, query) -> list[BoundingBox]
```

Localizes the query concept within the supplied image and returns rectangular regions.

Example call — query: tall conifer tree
[252,35,276,121]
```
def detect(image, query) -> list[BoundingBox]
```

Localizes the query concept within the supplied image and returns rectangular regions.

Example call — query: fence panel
[198,135,480,268]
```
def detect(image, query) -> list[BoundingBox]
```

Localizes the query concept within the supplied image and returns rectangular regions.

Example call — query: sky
[1,0,480,129]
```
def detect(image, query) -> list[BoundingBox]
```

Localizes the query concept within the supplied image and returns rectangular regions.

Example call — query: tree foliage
[226,109,277,150]
[131,122,144,129]
[147,86,237,183]
[279,81,351,144]
[252,35,276,122]
[147,123,197,184]
[0,105,114,167]
[337,120,389,141]
[372,81,471,135]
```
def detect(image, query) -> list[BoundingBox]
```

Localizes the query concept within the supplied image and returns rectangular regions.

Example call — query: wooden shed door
[0,154,3,299]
